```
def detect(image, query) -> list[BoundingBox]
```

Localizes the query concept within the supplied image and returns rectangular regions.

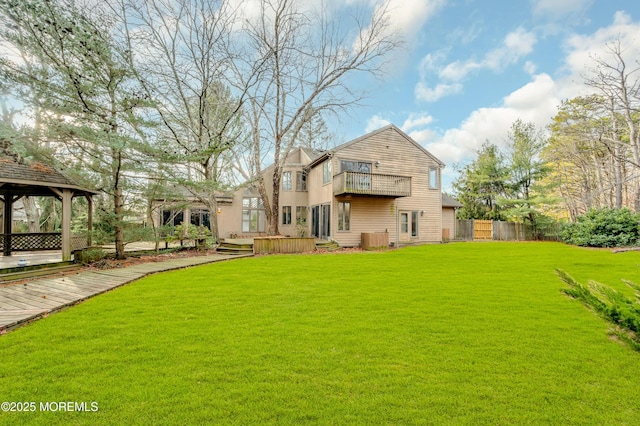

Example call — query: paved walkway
[0,253,252,334]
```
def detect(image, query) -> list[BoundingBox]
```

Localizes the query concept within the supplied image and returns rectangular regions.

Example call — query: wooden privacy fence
[456,220,559,242]
[253,237,316,255]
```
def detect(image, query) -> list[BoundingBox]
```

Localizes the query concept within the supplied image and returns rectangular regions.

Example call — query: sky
[2,0,639,193]
[323,0,640,191]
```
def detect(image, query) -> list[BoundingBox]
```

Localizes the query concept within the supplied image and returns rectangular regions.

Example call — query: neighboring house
[155,124,449,247]
[442,194,463,241]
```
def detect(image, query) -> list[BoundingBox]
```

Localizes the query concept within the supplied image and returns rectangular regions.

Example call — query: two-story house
[155,124,448,247]
[222,124,445,246]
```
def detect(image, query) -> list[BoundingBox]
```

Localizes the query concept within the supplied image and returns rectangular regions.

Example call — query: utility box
[361,232,389,250]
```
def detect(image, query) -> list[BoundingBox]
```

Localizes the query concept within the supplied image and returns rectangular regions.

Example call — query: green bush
[559,207,640,247]
[558,270,640,351]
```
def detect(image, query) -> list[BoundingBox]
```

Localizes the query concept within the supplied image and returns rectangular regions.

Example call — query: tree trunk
[269,166,281,235]
[114,185,126,260]
[22,196,41,233]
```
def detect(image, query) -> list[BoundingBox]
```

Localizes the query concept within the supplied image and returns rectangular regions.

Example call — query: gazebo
[0,160,98,262]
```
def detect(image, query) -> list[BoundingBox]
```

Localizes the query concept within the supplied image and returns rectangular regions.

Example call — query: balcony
[333,172,411,198]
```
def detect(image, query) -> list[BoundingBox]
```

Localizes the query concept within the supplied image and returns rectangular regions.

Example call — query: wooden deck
[0,253,252,334]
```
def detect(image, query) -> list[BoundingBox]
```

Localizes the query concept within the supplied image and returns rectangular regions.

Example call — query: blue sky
[319,0,640,191]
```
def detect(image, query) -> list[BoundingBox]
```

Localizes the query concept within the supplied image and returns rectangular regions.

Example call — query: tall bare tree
[118,0,265,241]
[585,38,640,209]
[239,0,401,235]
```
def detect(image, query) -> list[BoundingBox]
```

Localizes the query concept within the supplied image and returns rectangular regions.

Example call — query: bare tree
[116,0,256,242]
[238,0,401,235]
[585,38,640,209]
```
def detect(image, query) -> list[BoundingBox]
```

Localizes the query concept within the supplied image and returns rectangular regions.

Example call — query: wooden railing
[253,237,316,255]
[0,233,90,252]
[333,172,411,197]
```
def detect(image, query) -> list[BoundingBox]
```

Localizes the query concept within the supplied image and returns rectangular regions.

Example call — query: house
[154,124,449,247]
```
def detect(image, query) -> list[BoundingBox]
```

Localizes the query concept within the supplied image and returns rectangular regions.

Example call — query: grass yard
[1,242,640,424]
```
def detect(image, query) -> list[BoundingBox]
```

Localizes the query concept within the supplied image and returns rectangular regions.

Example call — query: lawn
[1,242,640,424]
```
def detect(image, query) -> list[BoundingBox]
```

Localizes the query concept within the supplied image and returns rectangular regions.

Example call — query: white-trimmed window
[242,197,265,233]
[296,171,307,191]
[282,171,292,191]
[282,206,292,225]
[296,206,308,225]
[338,201,351,231]
[429,167,439,189]
[322,160,332,184]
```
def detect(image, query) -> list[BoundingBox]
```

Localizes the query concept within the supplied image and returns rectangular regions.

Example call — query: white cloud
[424,73,559,171]
[401,112,434,131]
[365,115,392,133]
[445,27,537,81]
[381,0,446,42]
[420,11,640,181]
[563,11,640,80]
[415,82,463,102]
[416,27,537,103]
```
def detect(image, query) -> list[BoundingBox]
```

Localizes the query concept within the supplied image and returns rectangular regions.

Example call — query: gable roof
[307,124,445,169]
[0,159,99,195]
[442,194,463,208]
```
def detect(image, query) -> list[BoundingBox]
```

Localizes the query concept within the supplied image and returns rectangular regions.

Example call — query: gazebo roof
[0,160,99,196]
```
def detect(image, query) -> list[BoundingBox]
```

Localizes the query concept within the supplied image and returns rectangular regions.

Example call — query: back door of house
[312,204,331,240]
[399,210,418,242]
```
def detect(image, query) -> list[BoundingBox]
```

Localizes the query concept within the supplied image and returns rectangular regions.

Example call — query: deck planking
[0,253,251,333]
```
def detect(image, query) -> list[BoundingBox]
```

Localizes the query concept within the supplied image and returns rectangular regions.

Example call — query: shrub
[558,270,640,351]
[559,207,640,247]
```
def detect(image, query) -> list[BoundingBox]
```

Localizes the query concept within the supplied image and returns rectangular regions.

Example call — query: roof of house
[306,124,446,169]
[152,184,233,203]
[0,159,99,195]
[442,194,463,208]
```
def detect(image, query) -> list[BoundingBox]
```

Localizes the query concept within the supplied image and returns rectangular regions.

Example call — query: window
[296,206,308,225]
[429,167,439,189]
[190,209,211,229]
[162,210,184,227]
[242,197,265,233]
[282,171,292,191]
[411,211,419,237]
[282,206,292,225]
[296,171,307,191]
[340,160,372,173]
[341,160,372,190]
[322,160,332,184]
[338,201,350,231]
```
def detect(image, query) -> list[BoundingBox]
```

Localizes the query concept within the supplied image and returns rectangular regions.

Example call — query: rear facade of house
[155,125,447,247]
[220,124,445,247]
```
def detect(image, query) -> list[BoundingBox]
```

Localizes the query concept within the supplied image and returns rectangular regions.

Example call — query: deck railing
[333,172,411,197]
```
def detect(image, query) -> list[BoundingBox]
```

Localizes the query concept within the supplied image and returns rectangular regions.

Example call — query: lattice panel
[4,233,62,251]
[71,235,90,250]
[1,233,89,252]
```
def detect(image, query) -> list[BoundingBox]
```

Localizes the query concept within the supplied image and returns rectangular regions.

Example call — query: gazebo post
[85,193,93,247]
[61,189,73,262]
[2,195,12,256]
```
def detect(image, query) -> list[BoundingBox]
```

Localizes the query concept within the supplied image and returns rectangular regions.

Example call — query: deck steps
[315,240,340,251]
[216,239,255,255]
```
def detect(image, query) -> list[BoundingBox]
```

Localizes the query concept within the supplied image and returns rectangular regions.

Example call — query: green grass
[2,242,640,424]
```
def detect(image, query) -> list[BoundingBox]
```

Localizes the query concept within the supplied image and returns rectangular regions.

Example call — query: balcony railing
[333,172,411,198]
